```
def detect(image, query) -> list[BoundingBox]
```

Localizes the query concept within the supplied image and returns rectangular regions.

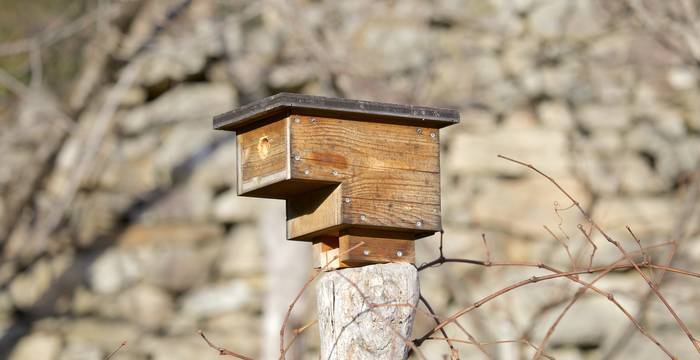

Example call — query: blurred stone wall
[1,0,699,359]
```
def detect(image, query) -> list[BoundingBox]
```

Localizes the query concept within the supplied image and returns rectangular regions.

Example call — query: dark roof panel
[213,93,460,131]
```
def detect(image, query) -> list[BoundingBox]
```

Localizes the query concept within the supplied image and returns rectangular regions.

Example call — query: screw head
[344,198,351,203]
[363,249,370,256]
[331,169,339,176]
[293,154,301,161]
[303,169,310,175]
[396,250,403,257]
[430,132,436,138]
[416,128,423,134]
[360,214,367,222]
[293,117,300,123]
[416,220,423,227]
[310,117,317,123]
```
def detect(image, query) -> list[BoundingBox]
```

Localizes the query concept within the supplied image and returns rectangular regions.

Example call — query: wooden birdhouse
[214,93,459,268]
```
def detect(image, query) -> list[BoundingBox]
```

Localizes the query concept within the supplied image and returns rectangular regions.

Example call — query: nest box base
[313,230,416,270]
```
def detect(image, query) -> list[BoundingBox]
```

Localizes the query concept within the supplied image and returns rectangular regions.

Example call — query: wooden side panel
[287,185,343,240]
[342,197,441,233]
[237,118,289,194]
[290,159,440,205]
[339,235,415,266]
[290,116,439,173]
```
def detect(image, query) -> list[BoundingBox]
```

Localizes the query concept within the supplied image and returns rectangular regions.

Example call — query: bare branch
[198,330,254,360]
[104,341,127,360]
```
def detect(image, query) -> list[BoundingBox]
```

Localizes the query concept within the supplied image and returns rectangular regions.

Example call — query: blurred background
[1,0,700,359]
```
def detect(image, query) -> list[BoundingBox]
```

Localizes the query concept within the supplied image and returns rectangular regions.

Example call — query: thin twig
[497,154,700,356]
[543,225,576,271]
[482,233,492,266]
[577,223,597,271]
[279,241,366,359]
[198,330,254,360]
[104,341,127,360]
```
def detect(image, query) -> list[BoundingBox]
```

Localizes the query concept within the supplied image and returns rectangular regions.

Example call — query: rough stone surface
[9,333,62,360]
[317,263,419,360]
[2,0,700,359]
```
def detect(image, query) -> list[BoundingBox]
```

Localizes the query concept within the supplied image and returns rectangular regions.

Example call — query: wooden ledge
[213,92,460,132]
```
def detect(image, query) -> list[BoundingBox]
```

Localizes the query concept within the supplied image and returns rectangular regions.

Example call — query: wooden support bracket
[313,231,416,270]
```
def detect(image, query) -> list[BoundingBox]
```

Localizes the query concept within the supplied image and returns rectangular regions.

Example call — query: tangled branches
[200,155,700,359]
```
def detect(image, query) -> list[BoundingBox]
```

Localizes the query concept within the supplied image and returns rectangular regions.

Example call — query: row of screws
[362,249,404,257]
[416,127,437,138]
[301,168,341,176]
[359,213,423,227]
[293,117,317,124]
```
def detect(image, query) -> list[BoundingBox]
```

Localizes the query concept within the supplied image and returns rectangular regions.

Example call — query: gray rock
[538,101,574,130]
[470,177,589,238]
[212,189,270,223]
[143,244,213,292]
[140,335,226,360]
[579,104,631,130]
[63,319,139,351]
[217,225,263,277]
[447,126,571,178]
[9,332,62,360]
[180,280,254,318]
[592,196,675,236]
[9,259,53,309]
[267,63,316,91]
[116,283,174,330]
[118,84,235,135]
[58,341,103,360]
[528,0,572,39]
[90,249,142,294]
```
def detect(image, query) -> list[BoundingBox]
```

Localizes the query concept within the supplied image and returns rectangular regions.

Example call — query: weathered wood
[214,92,460,132]
[342,197,441,233]
[312,231,416,269]
[290,116,439,173]
[339,235,415,266]
[316,263,419,359]
[236,118,289,194]
[291,159,440,204]
[287,186,342,240]
[313,237,340,268]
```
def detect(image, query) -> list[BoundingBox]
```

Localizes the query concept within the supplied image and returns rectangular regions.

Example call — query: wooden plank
[339,235,415,266]
[237,118,289,183]
[290,159,440,205]
[290,116,439,173]
[313,237,340,269]
[287,185,342,240]
[342,197,441,233]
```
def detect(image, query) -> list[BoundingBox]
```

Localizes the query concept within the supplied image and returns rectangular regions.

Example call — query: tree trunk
[316,263,419,360]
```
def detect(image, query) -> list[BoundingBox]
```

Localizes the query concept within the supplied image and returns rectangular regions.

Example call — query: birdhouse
[214,93,459,268]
